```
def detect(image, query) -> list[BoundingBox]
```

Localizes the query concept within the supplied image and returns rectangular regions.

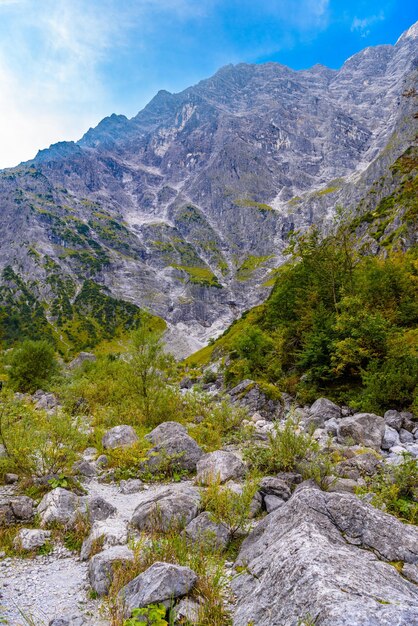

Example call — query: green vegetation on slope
[189,224,418,413]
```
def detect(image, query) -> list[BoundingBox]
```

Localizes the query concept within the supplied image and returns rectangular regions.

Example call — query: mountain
[0,23,417,356]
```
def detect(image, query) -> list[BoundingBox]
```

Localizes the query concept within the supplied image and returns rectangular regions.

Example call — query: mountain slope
[0,23,417,355]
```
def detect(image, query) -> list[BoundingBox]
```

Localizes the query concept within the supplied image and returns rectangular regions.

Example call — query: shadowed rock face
[232,484,418,626]
[0,26,417,355]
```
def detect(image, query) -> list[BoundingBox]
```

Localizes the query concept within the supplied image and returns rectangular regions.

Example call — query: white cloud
[351,12,385,38]
[0,0,332,169]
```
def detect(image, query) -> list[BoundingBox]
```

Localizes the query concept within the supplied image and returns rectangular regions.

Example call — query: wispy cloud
[351,12,385,37]
[0,0,333,168]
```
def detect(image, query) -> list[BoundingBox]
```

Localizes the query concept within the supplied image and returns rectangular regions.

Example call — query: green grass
[236,255,274,281]
[171,265,222,288]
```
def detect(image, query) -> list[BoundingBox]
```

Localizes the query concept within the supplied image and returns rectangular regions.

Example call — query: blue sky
[0,0,416,168]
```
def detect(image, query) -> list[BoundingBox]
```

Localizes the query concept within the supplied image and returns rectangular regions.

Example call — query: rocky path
[0,479,199,625]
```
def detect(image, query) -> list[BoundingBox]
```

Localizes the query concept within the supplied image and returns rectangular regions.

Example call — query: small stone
[120,478,143,494]
[14,528,51,551]
[4,473,19,484]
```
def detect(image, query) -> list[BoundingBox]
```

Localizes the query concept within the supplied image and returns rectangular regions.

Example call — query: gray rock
[131,485,200,532]
[80,496,117,523]
[308,398,341,427]
[323,418,339,436]
[4,473,19,484]
[402,563,418,584]
[120,478,144,494]
[82,447,98,461]
[37,488,80,527]
[196,450,246,485]
[72,460,97,477]
[80,518,128,561]
[89,545,134,596]
[384,410,403,431]
[145,421,188,443]
[144,422,203,473]
[405,443,418,458]
[14,528,51,551]
[326,477,358,493]
[381,425,400,450]
[258,477,291,500]
[95,454,108,468]
[0,496,35,526]
[264,494,286,513]
[337,413,385,450]
[233,486,418,626]
[185,511,231,550]
[399,428,414,444]
[102,425,138,450]
[174,597,201,624]
[335,453,381,480]
[276,472,303,487]
[119,561,197,616]
[68,352,96,370]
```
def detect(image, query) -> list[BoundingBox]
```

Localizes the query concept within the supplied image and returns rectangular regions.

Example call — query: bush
[0,391,86,478]
[200,475,259,538]
[243,416,317,474]
[358,453,418,523]
[9,339,58,393]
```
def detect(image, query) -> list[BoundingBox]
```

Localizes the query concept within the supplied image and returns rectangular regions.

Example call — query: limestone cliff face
[0,25,417,355]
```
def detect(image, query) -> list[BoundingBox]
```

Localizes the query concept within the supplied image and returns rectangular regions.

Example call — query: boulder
[326,477,359,493]
[323,417,339,436]
[258,477,291,501]
[337,413,385,450]
[89,545,134,596]
[196,450,246,485]
[0,496,35,526]
[80,518,128,560]
[399,428,414,444]
[185,512,231,550]
[381,425,400,450]
[102,425,138,450]
[145,421,188,443]
[119,561,197,616]
[335,452,381,480]
[233,485,418,626]
[37,488,79,527]
[38,488,115,528]
[384,410,403,431]
[80,496,116,523]
[144,423,203,473]
[72,460,97,477]
[14,528,51,551]
[308,398,341,427]
[131,485,200,532]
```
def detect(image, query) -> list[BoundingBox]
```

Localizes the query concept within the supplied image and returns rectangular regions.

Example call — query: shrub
[243,416,317,474]
[200,475,260,538]
[9,339,58,393]
[358,453,418,523]
[0,390,86,478]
